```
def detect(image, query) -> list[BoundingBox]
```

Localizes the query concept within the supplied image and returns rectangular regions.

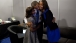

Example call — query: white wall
[0,0,13,20]
[13,0,24,23]
[59,0,76,27]
[13,0,35,23]
[0,0,76,27]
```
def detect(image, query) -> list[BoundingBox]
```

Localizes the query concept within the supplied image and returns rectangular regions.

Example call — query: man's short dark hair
[31,1,38,7]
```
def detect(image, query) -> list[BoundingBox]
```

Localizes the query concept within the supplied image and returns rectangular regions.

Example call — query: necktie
[36,10,39,24]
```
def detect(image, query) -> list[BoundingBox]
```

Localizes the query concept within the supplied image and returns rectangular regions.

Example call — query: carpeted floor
[0,37,11,43]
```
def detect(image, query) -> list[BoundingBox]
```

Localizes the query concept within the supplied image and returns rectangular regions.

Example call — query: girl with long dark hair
[39,0,60,43]
[23,7,39,43]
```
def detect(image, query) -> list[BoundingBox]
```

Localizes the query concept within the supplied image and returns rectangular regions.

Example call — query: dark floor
[42,40,48,43]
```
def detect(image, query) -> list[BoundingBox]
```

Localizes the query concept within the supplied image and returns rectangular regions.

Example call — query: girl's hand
[27,22,32,27]
[27,22,35,32]
[52,19,55,23]
[52,17,56,23]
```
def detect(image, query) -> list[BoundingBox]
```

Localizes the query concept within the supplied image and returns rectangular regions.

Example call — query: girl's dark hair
[26,7,33,18]
[41,0,49,10]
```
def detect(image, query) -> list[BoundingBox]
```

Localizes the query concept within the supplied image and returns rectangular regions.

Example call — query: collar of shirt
[33,9,37,17]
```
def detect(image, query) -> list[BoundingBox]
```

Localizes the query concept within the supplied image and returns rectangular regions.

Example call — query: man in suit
[31,1,43,43]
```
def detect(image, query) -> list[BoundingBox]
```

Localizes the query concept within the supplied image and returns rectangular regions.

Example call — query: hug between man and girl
[23,0,60,43]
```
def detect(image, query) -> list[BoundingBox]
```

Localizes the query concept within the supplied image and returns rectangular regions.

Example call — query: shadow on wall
[57,19,68,27]
[75,24,76,28]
